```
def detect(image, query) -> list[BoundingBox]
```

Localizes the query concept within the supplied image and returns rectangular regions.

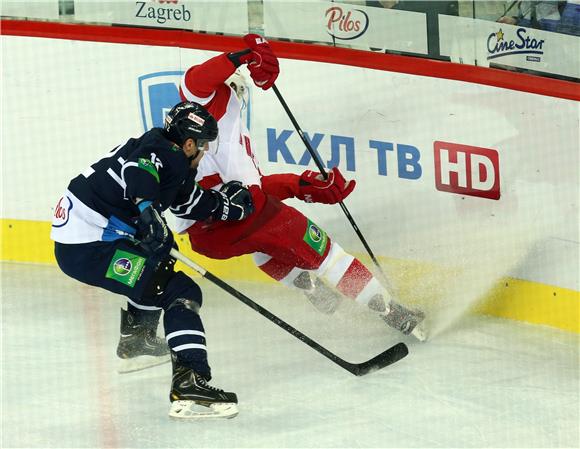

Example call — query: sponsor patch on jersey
[52,195,73,228]
[188,112,205,126]
[138,158,160,182]
[303,220,328,256]
[106,249,146,287]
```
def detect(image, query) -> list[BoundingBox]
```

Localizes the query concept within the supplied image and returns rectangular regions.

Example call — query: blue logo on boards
[138,71,184,132]
[138,71,252,132]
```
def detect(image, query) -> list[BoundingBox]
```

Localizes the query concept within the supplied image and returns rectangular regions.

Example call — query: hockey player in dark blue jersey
[51,101,250,419]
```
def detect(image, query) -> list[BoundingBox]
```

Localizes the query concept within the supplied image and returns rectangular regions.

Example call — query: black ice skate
[294,271,341,315]
[116,308,170,373]
[169,355,238,419]
[369,295,427,341]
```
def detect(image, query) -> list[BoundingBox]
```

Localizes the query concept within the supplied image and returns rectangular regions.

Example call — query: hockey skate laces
[195,374,224,392]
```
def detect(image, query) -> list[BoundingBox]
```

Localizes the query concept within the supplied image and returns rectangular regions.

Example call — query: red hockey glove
[238,34,279,90]
[296,167,356,204]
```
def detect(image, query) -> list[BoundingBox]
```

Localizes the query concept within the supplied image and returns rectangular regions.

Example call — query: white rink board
[2,35,578,290]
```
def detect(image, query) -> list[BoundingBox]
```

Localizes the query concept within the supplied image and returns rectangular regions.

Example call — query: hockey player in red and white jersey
[172,34,425,340]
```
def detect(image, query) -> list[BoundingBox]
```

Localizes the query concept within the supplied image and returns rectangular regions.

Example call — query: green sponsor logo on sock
[303,220,328,256]
[106,249,146,287]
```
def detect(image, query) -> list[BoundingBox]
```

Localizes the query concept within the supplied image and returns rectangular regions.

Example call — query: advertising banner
[73,0,249,34]
[263,0,428,54]
[439,15,580,79]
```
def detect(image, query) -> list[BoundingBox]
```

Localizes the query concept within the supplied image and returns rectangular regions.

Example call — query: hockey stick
[271,84,386,279]
[169,248,409,376]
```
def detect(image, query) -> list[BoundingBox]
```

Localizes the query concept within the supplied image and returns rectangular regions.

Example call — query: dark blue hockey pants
[54,240,212,377]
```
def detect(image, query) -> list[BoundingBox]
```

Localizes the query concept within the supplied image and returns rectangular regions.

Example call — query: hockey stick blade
[345,342,409,376]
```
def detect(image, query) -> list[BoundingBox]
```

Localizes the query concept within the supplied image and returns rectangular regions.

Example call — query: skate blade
[117,354,171,374]
[411,323,428,342]
[169,400,239,419]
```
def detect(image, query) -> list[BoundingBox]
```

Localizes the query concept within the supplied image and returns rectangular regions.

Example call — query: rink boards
[1,23,578,333]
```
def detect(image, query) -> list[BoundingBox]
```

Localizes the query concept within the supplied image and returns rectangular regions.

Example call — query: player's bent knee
[155,271,203,311]
[317,242,353,275]
[166,297,202,315]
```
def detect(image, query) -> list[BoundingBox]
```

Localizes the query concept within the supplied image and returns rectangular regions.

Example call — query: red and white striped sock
[316,243,385,306]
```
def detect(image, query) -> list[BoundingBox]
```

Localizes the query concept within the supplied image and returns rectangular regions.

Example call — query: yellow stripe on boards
[1,219,55,264]
[477,279,579,334]
[0,218,273,282]
[1,218,578,333]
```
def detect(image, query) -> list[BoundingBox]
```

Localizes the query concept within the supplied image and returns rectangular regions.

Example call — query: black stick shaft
[272,86,327,176]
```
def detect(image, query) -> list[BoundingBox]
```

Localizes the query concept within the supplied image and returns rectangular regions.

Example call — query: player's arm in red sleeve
[180,53,238,103]
[261,173,300,201]
[261,168,356,204]
[180,33,280,105]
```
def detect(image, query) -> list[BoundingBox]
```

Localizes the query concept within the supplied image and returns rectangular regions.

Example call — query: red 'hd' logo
[434,141,500,200]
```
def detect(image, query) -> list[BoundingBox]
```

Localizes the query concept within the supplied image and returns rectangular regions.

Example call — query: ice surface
[1,262,578,448]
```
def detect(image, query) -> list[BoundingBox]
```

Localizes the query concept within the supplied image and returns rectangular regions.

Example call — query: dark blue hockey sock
[164,301,211,379]
[156,271,211,378]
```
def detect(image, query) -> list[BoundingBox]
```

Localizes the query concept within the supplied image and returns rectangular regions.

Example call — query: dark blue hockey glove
[212,181,254,221]
[136,203,174,257]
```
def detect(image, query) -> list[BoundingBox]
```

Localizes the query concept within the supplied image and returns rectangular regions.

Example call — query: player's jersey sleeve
[260,173,301,201]
[169,168,220,221]
[180,53,237,121]
[122,137,187,209]
[122,151,161,203]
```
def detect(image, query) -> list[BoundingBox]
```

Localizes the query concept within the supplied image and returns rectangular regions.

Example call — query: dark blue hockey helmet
[164,101,218,147]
